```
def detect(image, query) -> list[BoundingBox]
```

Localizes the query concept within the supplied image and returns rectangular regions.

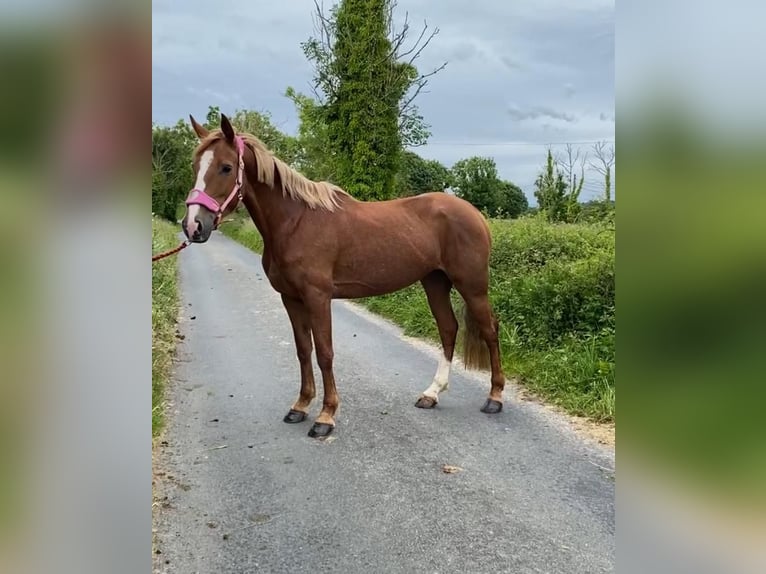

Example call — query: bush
[488,216,614,347]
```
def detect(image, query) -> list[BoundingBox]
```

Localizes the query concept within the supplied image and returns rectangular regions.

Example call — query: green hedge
[487,217,615,347]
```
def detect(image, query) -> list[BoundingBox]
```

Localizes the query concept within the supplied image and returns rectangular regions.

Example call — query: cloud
[499,55,522,71]
[186,86,243,106]
[507,103,577,123]
[442,36,520,71]
[449,40,482,62]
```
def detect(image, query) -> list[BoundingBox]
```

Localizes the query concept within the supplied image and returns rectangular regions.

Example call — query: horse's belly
[331,252,435,298]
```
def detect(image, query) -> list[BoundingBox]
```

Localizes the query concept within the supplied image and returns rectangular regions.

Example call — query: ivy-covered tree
[298,0,446,200]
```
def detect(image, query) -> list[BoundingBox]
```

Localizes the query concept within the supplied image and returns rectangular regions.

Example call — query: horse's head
[182,114,245,243]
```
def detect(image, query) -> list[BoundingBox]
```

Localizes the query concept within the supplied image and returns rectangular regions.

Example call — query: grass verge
[152,216,182,437]
[219,215,264,253]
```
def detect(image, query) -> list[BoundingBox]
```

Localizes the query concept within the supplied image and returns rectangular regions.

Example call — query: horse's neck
[241,180,304,250]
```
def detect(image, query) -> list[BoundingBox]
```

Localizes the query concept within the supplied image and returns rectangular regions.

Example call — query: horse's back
[391,192,489,230]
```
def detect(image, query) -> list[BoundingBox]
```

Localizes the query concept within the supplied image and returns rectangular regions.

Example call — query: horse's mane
[196,130,347,211]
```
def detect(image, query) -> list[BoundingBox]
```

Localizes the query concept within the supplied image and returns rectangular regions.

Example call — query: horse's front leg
[280,294,316,424]
[303,290,339,438]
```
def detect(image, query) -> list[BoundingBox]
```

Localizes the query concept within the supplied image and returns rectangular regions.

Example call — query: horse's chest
[263,260,299,297]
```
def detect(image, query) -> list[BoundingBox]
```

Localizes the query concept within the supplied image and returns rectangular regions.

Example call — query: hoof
[415,395,438,409]
[308,422,334,438]
[480,398,503,414]
[283,409,307,424]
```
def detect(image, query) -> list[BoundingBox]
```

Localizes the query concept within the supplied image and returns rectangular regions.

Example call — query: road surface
[152,231,615,573]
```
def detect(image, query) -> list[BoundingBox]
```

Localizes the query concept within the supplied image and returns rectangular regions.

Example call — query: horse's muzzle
[182,216,208,243]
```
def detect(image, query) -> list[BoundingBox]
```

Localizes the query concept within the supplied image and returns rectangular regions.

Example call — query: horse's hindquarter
[330,193,487,298]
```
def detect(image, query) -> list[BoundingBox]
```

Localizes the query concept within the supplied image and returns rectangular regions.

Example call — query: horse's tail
[461,303,492,371]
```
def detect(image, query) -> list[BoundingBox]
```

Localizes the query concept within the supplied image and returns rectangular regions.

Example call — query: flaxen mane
[197,129,348,211]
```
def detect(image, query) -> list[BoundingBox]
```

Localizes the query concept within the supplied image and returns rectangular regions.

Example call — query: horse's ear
[189,115,209,139]
[220,114,236,143]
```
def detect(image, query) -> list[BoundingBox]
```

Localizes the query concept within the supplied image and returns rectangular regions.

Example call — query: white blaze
[186,150,214,237]
[421,354,452,401]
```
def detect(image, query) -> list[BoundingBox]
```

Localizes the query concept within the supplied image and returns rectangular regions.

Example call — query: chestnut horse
[182,114,506,438]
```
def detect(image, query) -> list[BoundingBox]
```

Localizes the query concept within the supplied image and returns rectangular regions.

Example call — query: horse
[181,114,506,438]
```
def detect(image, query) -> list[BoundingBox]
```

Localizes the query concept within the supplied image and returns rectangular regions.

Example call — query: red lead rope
[152,239,191,262]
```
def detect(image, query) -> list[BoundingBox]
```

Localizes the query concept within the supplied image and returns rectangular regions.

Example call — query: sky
[152,0,614,204]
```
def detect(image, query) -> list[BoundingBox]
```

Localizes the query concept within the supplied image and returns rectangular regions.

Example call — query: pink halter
[185,135,246,228]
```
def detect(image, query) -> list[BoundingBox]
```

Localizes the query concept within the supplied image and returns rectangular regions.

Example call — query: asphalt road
[152,231,615,574]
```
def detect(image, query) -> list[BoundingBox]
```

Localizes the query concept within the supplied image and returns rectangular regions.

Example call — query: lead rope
[152,239,191,262]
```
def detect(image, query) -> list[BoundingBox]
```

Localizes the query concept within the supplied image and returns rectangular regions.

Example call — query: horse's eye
[221,165,232,174]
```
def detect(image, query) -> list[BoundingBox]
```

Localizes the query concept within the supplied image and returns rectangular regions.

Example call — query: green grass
[219,214,264,253]
[152,216,182,437]
[219,211,615,424]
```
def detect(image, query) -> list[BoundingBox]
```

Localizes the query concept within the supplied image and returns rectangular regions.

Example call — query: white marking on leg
[422,353,451,401]
[186,150,214,237]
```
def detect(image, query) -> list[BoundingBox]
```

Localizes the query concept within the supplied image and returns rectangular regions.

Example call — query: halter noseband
[184,135,246,228]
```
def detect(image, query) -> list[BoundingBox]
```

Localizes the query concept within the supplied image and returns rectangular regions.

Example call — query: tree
[589,141,615,203]
[204,105,221,128]
[450,156,499,213]
[533,149,568,222]
[557,143,586,222]
[204,105,300,166]
[285,87,335,181]
[298,0,447,200]
[304,0,446,148]
[450,156,526,218]
[495,180,529,219]
[395,150,450,196]
[227,108,300,166]
[151,120,197,221]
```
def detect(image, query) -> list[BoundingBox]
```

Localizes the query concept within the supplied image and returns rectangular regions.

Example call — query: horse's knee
[296,346,313,364]
[316,350,334,372]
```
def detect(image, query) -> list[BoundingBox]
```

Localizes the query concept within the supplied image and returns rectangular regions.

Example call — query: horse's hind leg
[415,271,458,409]
[460,291,506,413]
[280,295,316,423]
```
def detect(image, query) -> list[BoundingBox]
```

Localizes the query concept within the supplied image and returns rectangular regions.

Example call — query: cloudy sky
[153,0,614,204]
